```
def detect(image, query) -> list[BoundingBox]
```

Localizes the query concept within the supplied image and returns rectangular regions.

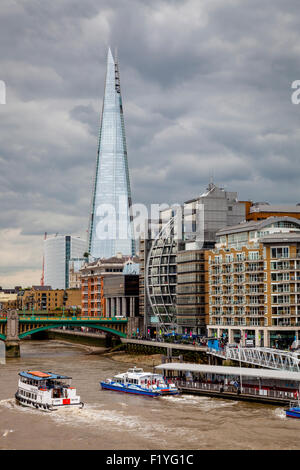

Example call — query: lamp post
[239,344,243,393]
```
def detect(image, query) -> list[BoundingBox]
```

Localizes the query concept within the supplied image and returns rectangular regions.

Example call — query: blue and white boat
[100,367,179,398]
[285,400,300,418]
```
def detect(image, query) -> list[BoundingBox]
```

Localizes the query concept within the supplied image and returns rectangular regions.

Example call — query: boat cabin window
[20,376,39,387]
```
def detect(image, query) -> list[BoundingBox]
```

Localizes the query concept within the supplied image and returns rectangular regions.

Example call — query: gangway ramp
[208,345,300,372]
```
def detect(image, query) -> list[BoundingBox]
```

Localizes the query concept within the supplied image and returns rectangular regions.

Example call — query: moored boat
[285,400,300,418]
[100,367,179,397]
[15,370,84,411]
[285,407,300,418]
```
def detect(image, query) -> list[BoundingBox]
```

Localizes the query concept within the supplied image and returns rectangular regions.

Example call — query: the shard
[87,48,135,259]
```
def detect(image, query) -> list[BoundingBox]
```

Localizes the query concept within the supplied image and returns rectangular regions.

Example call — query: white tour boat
[100,366,179,397]
[15,370,84,411]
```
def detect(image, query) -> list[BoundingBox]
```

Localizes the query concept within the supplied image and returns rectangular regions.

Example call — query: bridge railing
[18,315,128,322]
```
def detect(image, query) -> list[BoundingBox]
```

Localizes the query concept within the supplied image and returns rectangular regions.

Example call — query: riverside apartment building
[207,216,300,349]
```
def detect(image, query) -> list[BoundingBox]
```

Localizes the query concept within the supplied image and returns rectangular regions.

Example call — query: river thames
[0,340,299,450]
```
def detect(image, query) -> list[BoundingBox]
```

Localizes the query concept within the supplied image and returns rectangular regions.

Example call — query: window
[271,295,290,304]
[271,261,290,270]
[248,251,257,260]
[271,246,289,259]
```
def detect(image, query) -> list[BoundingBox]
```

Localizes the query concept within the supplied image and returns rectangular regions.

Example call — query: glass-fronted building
[146,214,179,333]
[44,235,86,290]
[87,48,135,259]
[141,184,248,335]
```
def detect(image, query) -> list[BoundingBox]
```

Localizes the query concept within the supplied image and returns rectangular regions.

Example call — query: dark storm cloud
[1,0,300,285]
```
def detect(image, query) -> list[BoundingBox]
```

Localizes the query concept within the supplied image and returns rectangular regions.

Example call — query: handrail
[208,346,300,372]
[177,380,295,401]
[17,315,128,322]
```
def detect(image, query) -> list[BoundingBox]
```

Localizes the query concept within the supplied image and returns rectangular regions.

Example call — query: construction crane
[40,232,47,286]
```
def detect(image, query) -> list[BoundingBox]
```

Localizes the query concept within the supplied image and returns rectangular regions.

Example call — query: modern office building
[183,183,249,248]
[87,48,135,260]
[176,249,207,335]
[103,273,142,336]
[207,216,300,348]
[141,183,249,334]
[145,210,181,334]
[44,235,86,290]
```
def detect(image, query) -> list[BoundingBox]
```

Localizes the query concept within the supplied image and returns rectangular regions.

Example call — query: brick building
[207,216,300,348]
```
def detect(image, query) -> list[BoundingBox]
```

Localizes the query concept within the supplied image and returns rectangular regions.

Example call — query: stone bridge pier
[6,310,20,358]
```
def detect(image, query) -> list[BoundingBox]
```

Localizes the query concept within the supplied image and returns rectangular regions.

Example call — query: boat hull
[15,393,84,411]
[285,408,300,418]
[100,382,161,398]
[158,389,180,396]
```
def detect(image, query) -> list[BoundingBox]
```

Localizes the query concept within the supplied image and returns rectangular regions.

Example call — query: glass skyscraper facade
[88,48,135,259]
[44,235,86,289]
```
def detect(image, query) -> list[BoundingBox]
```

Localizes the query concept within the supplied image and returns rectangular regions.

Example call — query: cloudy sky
[0,0,300,287]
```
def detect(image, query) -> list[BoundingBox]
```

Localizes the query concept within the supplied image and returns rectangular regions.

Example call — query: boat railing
[176,380,297,401]
[287,399,300,409]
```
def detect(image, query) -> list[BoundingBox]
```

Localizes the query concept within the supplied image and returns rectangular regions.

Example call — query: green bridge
[0,311,128,357]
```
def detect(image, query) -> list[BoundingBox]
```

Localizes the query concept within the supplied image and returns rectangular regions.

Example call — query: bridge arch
[18,323,127,339]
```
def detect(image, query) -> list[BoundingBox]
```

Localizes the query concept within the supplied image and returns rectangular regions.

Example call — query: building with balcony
[207,216,300,348]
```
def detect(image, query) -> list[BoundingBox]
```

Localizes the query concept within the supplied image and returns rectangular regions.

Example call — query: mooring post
[6,310,20,358]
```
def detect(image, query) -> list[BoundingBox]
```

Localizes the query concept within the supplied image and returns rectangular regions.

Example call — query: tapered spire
[87,48,135,259]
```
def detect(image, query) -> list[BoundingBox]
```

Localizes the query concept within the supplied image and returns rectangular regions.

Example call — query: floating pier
[155,363,300,406]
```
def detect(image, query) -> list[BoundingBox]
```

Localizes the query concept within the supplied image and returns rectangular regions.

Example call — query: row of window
[177,252,205,262]
[177,263,205,273]
[19,389,37,400]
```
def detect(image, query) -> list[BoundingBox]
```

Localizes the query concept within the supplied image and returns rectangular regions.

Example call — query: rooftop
[250,204,300,213]
[216,216,300,236]
[261,232,300,244]
[19,371,71,381]
[32,286,52,291]
[82,255,140,269]
[155,363,300,382]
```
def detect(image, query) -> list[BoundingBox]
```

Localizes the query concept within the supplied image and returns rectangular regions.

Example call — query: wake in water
[1,429,14,438]
[161,394,238,411]
[0,398,16,410]
[0,398,49,415]
[51,403,164,432]
[274,407,286,420]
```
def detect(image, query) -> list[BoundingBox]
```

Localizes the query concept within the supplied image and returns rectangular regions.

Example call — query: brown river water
[0,340,299,450]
